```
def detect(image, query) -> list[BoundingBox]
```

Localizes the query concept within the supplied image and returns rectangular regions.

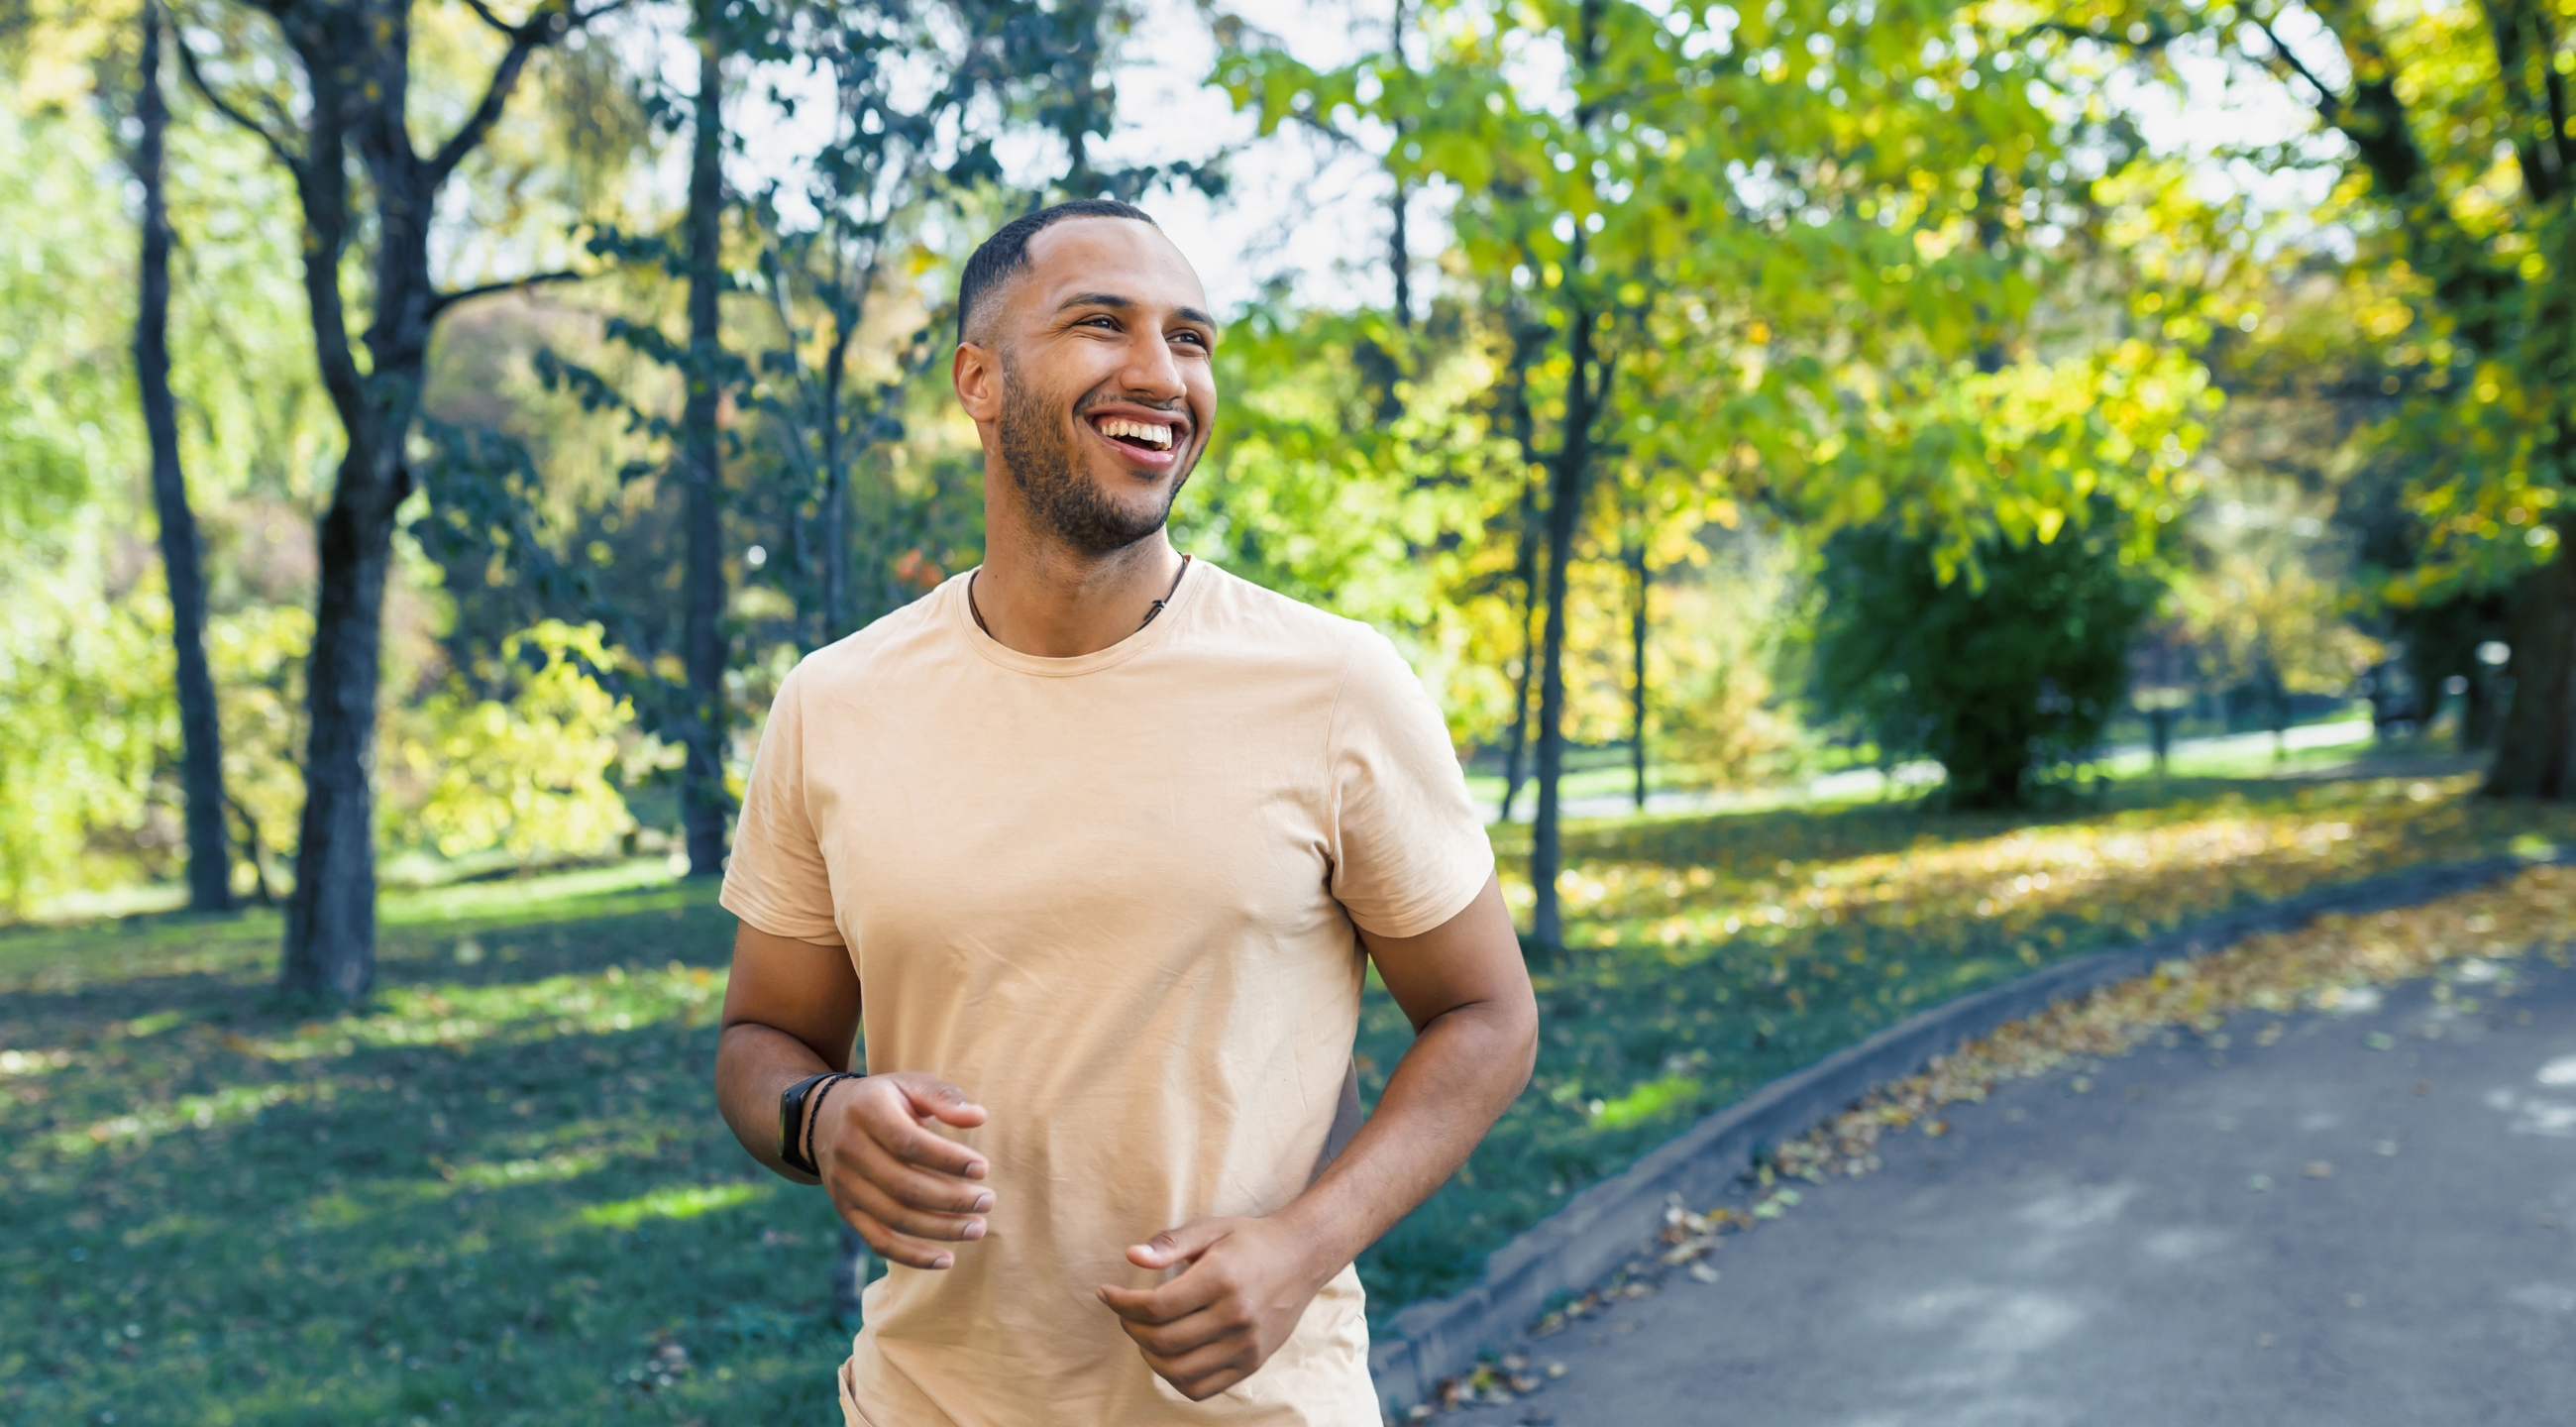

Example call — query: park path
[1440,950,2576,1427]
[1474,718,2380,823]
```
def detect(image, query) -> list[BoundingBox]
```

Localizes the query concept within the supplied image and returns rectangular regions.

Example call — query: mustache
[1072,390,1190,422]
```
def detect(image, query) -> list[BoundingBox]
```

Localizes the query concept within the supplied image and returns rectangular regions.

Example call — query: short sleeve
[720,665,844,945]
[1325,629,1496,938]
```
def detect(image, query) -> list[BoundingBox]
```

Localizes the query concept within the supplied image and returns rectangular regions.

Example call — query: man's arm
[1097,872,1537,1399]
[714,922,996,1269]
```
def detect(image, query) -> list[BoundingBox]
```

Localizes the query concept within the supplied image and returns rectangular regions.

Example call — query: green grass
[8,757,2573,1421]
[0,879,850,1426]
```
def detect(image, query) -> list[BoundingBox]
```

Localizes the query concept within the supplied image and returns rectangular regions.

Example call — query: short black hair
[955,198,1159,345]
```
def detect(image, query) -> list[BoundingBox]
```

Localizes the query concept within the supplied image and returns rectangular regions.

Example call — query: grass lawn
[6,759,2572,1422]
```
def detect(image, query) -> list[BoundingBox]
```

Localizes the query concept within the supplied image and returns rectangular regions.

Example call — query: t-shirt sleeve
[1325,628,1497,938]
[719,664,844,945]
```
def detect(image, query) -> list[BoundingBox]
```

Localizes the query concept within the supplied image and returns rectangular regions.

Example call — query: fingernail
[932,1254,953,1269]
[962,1220,986,1241]
[973,1193,994,1212]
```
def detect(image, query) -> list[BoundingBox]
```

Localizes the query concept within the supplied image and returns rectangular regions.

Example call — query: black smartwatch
[779,1071,858,1175]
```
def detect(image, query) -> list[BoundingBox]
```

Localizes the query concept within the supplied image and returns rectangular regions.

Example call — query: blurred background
[4,0,2574,1421]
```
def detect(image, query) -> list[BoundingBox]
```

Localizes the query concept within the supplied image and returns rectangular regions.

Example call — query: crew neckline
[949,557,1206,678]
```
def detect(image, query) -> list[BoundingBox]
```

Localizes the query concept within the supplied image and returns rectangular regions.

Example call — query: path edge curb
[1367,848,2557,1413]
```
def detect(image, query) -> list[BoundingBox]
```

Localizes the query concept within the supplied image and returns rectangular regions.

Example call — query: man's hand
[1093,874,1535,1399]
[1096,1215,1333,1401]
[813,1072,994,1270]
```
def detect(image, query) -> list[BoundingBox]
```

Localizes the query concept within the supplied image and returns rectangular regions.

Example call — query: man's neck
[971,517,1188,659]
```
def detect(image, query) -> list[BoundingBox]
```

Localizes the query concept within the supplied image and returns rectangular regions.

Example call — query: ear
[952,342,1002,424]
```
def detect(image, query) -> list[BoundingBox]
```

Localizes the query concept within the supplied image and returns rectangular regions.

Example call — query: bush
[1811,519,2160,809]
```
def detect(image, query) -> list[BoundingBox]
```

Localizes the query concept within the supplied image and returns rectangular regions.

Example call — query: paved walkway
[1475,719,2382,823]
[1447,953,2576,1426]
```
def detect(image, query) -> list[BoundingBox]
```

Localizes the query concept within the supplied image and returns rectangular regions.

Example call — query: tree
[1813,518,2162,808]
[2178,476,2381,755]
[745,0,1006,649]
[179,0,616,997]
[132,0,233,912]
[2055,0,2576,795]
[1221,0,2215,948]
[678,2,730,879]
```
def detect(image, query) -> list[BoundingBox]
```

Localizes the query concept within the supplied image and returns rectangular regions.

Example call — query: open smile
[1084,408,1188,469]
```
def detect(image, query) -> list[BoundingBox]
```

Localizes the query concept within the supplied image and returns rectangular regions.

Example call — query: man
[712,198,1538,1425]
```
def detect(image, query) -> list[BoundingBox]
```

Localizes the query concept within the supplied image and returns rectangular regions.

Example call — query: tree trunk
[820,329,850,644]
[241,0,572,997]
[1628,534,1648,812]
[682,26,732,878]
[1389,0,1411,328]
[134,0,232,915]
[281,489,398,997]
[1529,303,1595,952]
[268,8,407,1002]
[1499,468,1541,823]
[2485,536,2576,798]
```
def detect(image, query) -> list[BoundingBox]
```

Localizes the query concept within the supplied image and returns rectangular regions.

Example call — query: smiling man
[711,199,1538,1425]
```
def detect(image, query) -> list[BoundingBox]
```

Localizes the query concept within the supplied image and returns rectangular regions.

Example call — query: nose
[1117,323,1187,405]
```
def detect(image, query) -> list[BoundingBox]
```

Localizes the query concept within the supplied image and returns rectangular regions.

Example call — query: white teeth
[1096,416,1173,450]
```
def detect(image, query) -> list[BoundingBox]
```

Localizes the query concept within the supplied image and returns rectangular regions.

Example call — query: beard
[996,356,1193,558]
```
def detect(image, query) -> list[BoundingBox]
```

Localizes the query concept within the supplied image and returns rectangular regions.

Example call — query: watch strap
[778,1071,849,1175]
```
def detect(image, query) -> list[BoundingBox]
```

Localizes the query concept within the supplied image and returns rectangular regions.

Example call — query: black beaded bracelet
[779,1070,858,1176]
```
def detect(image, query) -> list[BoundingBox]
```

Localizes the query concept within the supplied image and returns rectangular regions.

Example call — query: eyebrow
[1054,291,1217,330]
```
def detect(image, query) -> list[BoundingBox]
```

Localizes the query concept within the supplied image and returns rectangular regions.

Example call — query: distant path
[1446,953,2576,1426]
[1473,718,2381,824]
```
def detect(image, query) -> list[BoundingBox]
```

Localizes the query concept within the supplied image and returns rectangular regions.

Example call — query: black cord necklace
[969,554,1191,639]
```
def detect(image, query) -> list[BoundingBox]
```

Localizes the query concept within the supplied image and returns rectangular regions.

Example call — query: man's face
[962,219,1218,557]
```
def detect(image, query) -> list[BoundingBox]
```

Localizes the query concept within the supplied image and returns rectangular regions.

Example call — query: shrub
[1810,518,2160,809]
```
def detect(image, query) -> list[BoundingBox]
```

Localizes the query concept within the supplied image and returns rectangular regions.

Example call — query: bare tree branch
[429,268,587,316]
[426,18,550,182]
[426,1,632,183]
[2250,17,2348,125]
[169,27,303,173]
[458,0,518,35]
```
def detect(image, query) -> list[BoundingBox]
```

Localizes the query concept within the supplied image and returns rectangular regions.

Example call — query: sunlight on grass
[452,1150,613,1190]
[581,1183,769,1230]
[1589,1073,1701,1130]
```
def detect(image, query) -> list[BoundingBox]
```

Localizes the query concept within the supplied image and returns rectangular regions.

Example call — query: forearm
[1275,997,1537,1276]
[714,1021,853,1183]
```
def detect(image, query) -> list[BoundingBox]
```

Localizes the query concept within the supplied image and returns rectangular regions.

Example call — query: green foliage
[0,574,175,913]
[1811,518,2161,808]
[386,621,642,862]
[2045,0,2574,600]
[0,97,166,912]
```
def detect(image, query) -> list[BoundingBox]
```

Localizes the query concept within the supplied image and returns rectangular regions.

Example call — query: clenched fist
[1096,1215,1336,1400]
[811,1072,993,1270]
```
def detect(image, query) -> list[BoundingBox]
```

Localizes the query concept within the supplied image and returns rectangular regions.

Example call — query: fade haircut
[955,198,1160,345]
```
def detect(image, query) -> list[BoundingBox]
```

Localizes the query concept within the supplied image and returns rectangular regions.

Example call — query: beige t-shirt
[720,562,1493,1426]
